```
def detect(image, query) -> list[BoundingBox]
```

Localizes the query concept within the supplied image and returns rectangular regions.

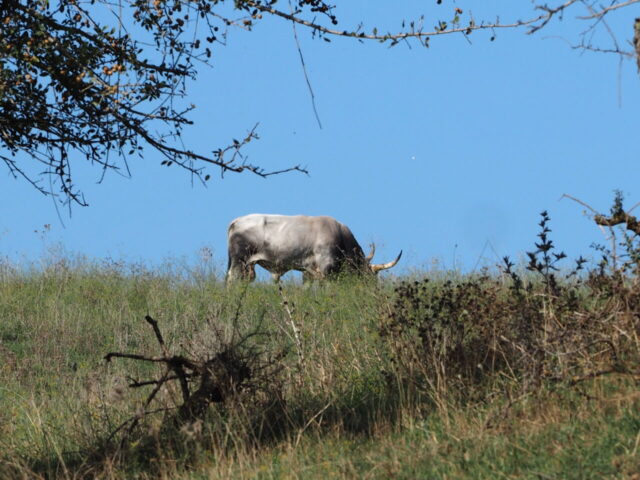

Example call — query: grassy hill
[0,228,639,478]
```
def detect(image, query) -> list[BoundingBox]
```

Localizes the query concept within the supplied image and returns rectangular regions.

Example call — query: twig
[127,374,193,388]
[278,284,305,374]
[294,401,332,447]
[484,391,532,429]
[560,193,612,241]
[529,0,581,34]
[145,315,169,357]
[568,368,616,386]
[289,0,322,129]
[578,0,640,20]
[559,193,599,215]
[627,200,640,215]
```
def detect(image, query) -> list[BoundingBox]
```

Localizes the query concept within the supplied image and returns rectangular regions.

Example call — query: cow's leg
[309,247,341,280]
[303,252,333,283]
[302,268,324,283]
[271,272,281,283]
[227,232,257,283]
[316,260,338,280]
[247,263,256,282]
[226,262,243,283]
[226,261,256,283]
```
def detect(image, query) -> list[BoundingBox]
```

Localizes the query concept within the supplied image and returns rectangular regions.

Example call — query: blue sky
[1,2,639,278]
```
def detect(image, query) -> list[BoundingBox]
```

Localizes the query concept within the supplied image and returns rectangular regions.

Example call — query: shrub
[380,211,640,407]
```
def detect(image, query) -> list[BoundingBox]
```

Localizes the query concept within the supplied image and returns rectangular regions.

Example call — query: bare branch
[560,193,600,215]
[528,0,581,34]
[578,0,640,20]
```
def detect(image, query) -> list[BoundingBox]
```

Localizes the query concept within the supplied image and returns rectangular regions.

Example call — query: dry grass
[1,212,639,478]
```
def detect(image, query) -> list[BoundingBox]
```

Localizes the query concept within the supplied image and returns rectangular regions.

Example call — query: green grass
[180,381,639,479]
[0,259,638,479]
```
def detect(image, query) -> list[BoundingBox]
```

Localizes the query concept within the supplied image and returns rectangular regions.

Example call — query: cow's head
[365,244,402,274]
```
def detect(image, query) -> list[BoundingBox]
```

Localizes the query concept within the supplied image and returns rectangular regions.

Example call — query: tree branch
[578,0,640,20]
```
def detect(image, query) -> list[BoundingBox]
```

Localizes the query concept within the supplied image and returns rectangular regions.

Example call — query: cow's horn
[370,250,402,273]
[365,243,376,263]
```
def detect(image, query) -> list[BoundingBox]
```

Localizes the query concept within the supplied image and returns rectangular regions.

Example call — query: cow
[226,214,402,283]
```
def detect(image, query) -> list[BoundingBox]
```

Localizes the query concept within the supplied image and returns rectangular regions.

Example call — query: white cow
[226,214,402,282]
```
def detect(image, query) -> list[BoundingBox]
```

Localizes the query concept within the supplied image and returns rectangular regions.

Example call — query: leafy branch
[2,0,638,205]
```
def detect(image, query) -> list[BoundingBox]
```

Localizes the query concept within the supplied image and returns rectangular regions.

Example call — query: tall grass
[0,213,639,479]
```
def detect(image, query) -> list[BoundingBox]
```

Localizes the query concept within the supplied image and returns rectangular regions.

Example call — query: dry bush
[96,311,290,473]
[381,210,640,408]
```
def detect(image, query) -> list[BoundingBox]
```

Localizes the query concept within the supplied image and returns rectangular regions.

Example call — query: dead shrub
[381,210,640,407]
[102,313,289,465]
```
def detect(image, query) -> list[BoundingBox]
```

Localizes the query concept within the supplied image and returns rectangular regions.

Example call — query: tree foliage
[1,0,638,205]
